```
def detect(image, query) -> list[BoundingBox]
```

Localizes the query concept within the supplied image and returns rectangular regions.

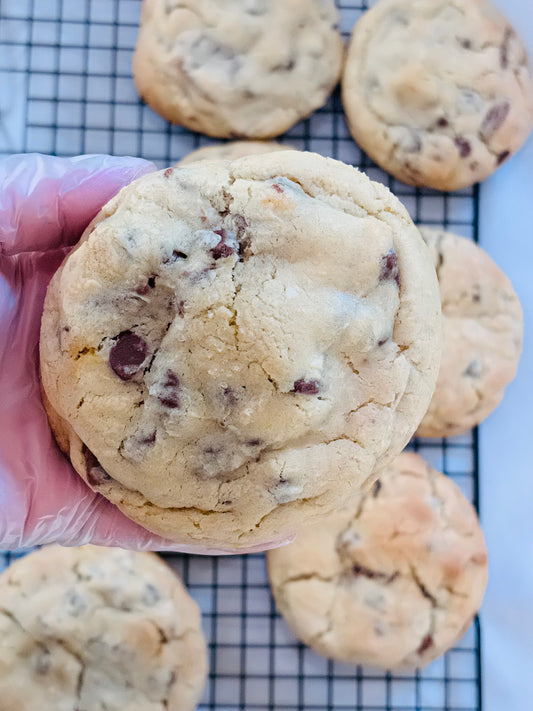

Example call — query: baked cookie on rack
[342,0,533,191]
[133,0,344,138]
[40,151,441,550]
[178,140,291,165]
[417,227,523,437]
[0,545,207,710]
[267,452,488,669]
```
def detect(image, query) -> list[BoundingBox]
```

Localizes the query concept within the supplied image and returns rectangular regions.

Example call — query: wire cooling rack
[0,1,482,709]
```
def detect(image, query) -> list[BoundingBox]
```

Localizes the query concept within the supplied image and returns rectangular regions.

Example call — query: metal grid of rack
[0,1,482,709]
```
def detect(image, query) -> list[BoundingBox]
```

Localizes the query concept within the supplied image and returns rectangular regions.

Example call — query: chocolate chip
[83,445,112,487]
[463,360,482,378]
[459,38,472,49]
[234,214,248,238]
[292,379,320,395]
[436,117,449,128]
[454,136,472,158]
[417,634,434,655]
[211,228,237,260]
[140,430,157,445]
[136,284,150,295]
[377,338,388,347]
[480,102,510,141]
[158,370,180,408]
[272,183,284,194]
[380,249,400,286]
[109,331,148,380]
[164,167,174,178]
[372,480,382,497]
[500,27,514,69]
[221,500,232,506]
[177,300,185,317]
[472,292,481,303]
[247,438,262,447]
[159,392,180,409]
[34,651,52,675]
[497,149,510,165]
[142,584,161,606]
[148,275,156,288]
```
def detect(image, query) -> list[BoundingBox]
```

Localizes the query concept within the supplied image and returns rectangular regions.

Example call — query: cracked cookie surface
[267,452,488,669]
[342,0,533,191]
[178,140,291,165]
[0,545,207,711]
[418,227,523,437]
[133,0,344,138]
[40,151,441,550]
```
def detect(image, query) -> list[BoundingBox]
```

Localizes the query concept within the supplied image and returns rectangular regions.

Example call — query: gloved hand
[0,153,287,554]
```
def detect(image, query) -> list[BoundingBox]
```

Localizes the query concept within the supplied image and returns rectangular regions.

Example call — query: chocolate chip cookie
[342,0,533,191]
[40,151,441,550]
[133,0,344,138]
[267,452,488,669]
[0,545,207,710]
[178,140,291,165]
[417,227,523,437]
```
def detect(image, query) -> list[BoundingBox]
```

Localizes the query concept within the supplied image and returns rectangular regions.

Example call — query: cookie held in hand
[40,151,441,550]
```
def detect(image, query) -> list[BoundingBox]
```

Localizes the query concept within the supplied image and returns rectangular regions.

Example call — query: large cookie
[40,151,441,550]
[267,452,488,669]
[342,0,533,191]
[178,140,291,165]
[133,0,344,138]
[0,545,207,710]
[418,227,523,437]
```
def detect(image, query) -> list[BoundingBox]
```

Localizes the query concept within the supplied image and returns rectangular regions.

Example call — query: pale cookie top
[418,227,523,437]
[40,151,441,550]
[342,0,533,191]
[267,452,488,669]
[133,0,344,138]
[0,546,207,711]
[178,140,292,165]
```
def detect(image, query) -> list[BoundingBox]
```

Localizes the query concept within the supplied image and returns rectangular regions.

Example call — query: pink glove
[0,154,292,554]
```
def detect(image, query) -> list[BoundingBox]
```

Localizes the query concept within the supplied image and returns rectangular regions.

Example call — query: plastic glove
[0,154,292,555]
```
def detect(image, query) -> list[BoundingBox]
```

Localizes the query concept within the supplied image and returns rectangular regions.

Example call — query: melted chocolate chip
[417,634,434,655]
[436,117,449,128]
[83,445,112,487]
[272,183,284,194]
[164,167,174,178]
[140,430,157,445]
[221,500,232,506]
[480,102,510,141]
[247,438,262,447]
[211,228,237,260]
[497,149,510,165]
[472,292,481,303]
[500,27,514,69]
[372,480,382,497]
[158,370,180,409]
[159,393,180,408]
[177,300,185,317]
[454,136,472,158]
[380,249,400,286]
[234,214,248,238]
[377,338,388,347]
[292,379,320,395]
[109,331,148,380]
[459,38,472,49]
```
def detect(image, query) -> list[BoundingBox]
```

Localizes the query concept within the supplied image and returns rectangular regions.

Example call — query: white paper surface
[480,4,533,710]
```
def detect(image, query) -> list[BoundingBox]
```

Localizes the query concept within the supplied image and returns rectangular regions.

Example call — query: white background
[481,2,533,709]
